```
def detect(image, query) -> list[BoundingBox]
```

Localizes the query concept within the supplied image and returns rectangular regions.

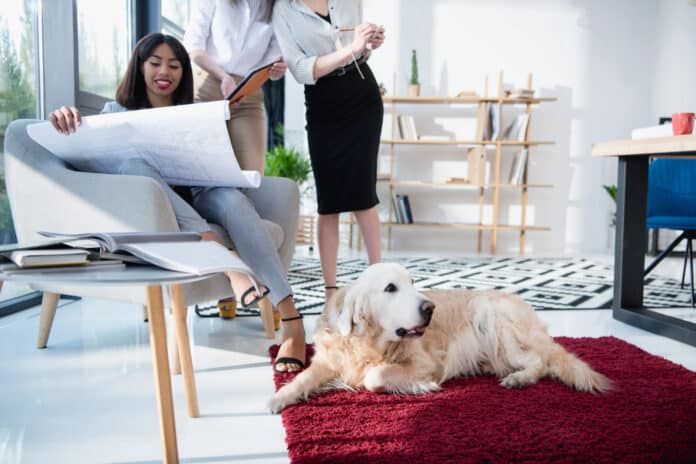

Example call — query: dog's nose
[419,300,435,321]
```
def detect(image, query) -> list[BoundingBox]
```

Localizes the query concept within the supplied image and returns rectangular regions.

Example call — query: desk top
[592,134,696,157]
[0,264,210,286]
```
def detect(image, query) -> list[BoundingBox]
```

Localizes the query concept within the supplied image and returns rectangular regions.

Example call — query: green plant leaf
[264,145,311,185]
[602,184,618,203]
[410,49,419,85]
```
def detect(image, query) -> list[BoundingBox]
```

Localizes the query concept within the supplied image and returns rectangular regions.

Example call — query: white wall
[284,0,687,255]
[653,0,696,118]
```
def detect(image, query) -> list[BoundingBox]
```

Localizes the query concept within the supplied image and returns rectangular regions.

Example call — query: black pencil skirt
[304,62,383,215]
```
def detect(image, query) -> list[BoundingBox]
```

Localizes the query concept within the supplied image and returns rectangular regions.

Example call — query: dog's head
[328,263,435,342]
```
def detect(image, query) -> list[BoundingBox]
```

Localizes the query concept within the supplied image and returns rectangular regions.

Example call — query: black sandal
[273,315,306,373]
[240,284,270,307]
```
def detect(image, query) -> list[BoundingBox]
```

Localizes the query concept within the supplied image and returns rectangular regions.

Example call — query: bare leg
[318,213,340,302]
[274,296,306,373]
[200,231,265,304]
[353,206,382,265]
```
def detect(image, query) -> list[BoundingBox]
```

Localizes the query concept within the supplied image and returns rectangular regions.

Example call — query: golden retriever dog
[268,263,611,413]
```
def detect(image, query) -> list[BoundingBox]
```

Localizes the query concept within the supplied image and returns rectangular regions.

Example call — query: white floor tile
[1,251,695,463]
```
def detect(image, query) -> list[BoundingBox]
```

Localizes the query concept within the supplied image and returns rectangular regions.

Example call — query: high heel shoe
[325,285,338,303]
[217,297,237,319]
[240,284,270,307]
[273,315,306,373]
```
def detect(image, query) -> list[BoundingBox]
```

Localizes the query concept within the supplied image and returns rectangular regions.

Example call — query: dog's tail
[547,343,613,394]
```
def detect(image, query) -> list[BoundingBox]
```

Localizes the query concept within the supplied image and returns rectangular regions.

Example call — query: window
[0,0,39,246]
[76,0,132,104]
[161,0,191,39]
[0,0,40,307]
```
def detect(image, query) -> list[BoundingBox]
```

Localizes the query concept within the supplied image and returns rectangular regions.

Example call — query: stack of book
[502,114,530,141]
[391,194,414,224]
[0,231,255,277]
[508,148,529,185]
[397,115,419,140]
[505,89,535,99]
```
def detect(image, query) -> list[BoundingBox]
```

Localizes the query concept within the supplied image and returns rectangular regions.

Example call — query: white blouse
[184,0,281,77]
[272,0,362,85]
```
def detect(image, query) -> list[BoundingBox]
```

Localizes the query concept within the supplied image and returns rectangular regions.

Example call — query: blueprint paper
[27,100,260,188]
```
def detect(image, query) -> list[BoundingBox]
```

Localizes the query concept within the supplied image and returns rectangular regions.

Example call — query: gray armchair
[3,119,300,347]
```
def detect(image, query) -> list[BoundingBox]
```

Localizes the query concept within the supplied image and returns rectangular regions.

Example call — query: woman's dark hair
[115,33,193,109]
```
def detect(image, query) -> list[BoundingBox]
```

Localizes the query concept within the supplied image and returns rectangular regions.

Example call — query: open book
[26,101,261,188]
[36,231,256,277]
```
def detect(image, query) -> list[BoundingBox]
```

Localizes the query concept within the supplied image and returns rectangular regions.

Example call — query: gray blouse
[101,101,128,114]
[272,0,362,85]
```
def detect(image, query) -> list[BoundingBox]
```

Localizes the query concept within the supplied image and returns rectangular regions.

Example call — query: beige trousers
[193,65,267,173]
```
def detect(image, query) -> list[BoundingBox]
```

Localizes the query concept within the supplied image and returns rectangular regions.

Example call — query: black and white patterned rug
[231,256,693,317]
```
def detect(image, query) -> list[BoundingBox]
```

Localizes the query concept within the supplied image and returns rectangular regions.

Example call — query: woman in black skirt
[273,0,385,301]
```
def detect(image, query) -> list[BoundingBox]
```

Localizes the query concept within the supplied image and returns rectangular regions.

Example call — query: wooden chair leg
[258,296,276,339]
[0,280,4,293]
[143,304,149,322]
[169,284,199,418]
[169,310,182,376]
[145,285,179,463]
[37,292,60,349]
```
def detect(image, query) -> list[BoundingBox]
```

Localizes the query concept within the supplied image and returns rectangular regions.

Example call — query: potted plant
[265,144,311,187]
[264,140,315,248]
[408,49,420,97]
[603,184,617,226]
[603,184,617,250]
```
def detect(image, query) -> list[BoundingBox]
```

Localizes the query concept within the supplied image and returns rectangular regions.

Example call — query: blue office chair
[644,159,696,307]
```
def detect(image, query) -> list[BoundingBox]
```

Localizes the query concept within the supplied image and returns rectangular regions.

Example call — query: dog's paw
[364,367,387,393]
[500,372,535,389]
[411,381,441,394]
[267,392,299,414]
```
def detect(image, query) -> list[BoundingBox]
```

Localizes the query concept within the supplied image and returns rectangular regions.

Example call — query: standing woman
[184,0,287,173]
[272,0,385,301]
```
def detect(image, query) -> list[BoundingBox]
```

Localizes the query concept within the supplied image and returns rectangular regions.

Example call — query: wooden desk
[593,134,696,347]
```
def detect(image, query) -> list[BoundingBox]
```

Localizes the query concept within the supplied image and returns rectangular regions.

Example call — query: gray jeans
[118,159,292,306]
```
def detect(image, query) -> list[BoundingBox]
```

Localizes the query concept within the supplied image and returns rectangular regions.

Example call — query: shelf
[383,96,557,104]
[381,139,554,146]
[341,221,550,232]
[377,180,553,189]
[388,223,549,231]
[346,71,556,255]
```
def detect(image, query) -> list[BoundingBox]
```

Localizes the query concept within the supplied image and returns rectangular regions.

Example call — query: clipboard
[225,59,280,104]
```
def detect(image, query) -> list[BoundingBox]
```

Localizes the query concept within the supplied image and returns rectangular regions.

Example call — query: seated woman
[49,33,306,373]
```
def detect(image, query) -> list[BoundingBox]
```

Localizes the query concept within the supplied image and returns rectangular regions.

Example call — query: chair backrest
[3,119,74,242]
[647,159,696,220]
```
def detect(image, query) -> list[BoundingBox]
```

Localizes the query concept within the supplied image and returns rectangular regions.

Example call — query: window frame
[0,0,44,314]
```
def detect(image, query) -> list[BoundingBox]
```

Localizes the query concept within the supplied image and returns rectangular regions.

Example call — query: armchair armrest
[247,176,300,271]
[4,119,179,242]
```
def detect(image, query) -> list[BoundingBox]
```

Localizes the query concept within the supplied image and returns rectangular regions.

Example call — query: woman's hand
[49,106,81,135]
[367,26,385,51]
[220,74,237,98]
[269,57,288,80]
[351,22,378,56]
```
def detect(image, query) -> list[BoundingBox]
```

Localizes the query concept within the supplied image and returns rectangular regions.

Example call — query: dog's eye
[384,283,397,293]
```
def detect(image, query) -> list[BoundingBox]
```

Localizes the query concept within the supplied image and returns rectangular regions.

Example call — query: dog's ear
[336,285,366,337]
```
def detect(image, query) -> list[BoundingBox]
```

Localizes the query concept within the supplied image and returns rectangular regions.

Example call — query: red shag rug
[270,337,696,464]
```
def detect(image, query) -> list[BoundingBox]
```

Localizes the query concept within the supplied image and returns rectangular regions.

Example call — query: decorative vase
[408,84,420,97]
